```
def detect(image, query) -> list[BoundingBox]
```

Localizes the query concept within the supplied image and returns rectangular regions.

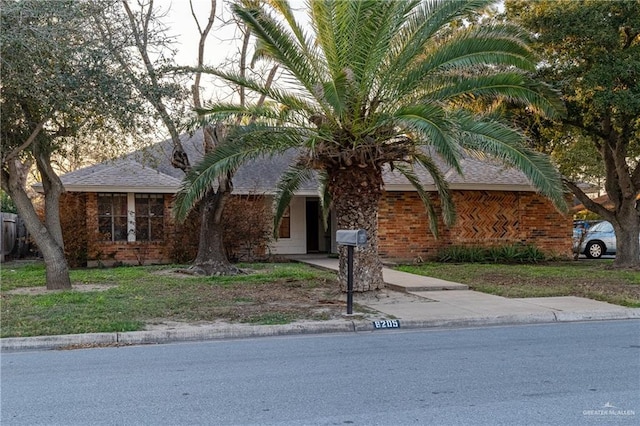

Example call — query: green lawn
[2,259,638,338]
[0,262,342,338]
[396,260,640,307]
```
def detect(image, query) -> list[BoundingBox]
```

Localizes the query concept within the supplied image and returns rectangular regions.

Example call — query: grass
[396,260,640,307]
[0,262,342,338]
[2,259,639,338]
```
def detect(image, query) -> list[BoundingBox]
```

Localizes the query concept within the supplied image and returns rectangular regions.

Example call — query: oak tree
[506,0,640,268]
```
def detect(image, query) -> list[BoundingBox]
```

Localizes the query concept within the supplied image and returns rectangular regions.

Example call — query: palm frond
[186,103,285,132]
[378,0,493,98]
[199,68,317,116]
[174,143,256,222]
[394,104,462,174]
[233,3,326,107]
[413,153,457,227]
[321,69,348,117]
[422,24,536,72]
[334,1,391,85]
[430,73,566,119]
[349,1,417,104]
[272,162,315,238]
[309,0,340,78]
[394,163,440,237]
[454,111,568,211]
[174,125,305,222]
[265,0,312,49]
[312,1,416,118]
[401,38,534,97]
[264,0,326,83]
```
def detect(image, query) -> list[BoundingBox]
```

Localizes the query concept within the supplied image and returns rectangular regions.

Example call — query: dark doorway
[306,199,320,252]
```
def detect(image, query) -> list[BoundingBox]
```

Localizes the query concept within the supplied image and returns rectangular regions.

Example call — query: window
[98,193,128,241]
[97,193,164,242]
[278,206,291,238]
[135,194,164,241]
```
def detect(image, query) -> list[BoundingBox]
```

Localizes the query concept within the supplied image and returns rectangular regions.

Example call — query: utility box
[336,229,367,247]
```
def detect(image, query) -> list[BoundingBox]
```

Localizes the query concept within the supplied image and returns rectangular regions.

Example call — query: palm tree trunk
[328,165,384,292]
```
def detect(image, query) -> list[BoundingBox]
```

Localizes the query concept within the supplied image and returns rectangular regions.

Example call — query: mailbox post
[336,229,367,314]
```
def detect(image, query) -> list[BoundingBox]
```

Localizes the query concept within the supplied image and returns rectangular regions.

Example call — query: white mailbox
[336,229,367,247]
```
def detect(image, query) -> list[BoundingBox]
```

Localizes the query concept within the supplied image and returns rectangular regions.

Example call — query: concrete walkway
[291,255,469,291]
[290,255,640,326]
[2,256,638,352]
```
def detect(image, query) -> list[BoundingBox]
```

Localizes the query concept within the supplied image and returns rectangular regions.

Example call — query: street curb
[371,310,640,332]
[2,310,639,352]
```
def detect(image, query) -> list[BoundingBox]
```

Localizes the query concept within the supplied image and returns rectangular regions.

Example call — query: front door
[306,199,320,252]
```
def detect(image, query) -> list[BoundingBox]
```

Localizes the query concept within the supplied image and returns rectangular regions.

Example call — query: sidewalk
[292,255,640,326]
[2,256,639,352]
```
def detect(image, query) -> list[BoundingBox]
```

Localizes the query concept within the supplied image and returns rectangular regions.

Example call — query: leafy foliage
[176,0,567,223]
[170,194,274,264]
[0,0,168,288]
[1,0,152,158]
[505,0,640,267]
[436,243,549,263]
[1,191,17,214]
[173,0,567,290]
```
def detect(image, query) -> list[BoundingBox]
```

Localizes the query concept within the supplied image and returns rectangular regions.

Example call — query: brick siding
[63,190,572,265]
[378,190,572,260]
[84,193,175,266]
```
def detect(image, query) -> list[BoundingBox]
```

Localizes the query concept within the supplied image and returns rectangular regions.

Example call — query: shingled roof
[47,129,537,194]
[49,159,182,193]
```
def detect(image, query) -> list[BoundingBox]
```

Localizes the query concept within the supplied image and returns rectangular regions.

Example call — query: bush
[60,193,89,267]
[169,193,274,264]
[437,244,548,264]
[222,194,273,262]
[1,190,17,213]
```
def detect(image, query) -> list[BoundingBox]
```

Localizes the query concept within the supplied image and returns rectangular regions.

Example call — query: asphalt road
[2,321,639,425]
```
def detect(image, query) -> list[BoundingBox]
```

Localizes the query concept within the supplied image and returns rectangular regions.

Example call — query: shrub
[60,193,89,267]
[222,194,273,262]
[169,193,274,264]
[1,190,17,213]
[437,244,548,264]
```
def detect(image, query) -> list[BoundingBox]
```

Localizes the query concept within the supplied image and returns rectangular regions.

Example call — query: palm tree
[175,0,567,292]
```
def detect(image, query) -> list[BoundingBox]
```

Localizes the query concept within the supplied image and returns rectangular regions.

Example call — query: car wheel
[585,241,605,259]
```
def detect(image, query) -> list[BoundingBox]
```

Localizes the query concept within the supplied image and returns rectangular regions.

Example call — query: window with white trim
[97,193,164,242]
[135,194,164,241]
[98,193,128,241]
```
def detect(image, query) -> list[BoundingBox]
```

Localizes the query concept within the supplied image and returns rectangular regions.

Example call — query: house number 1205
[373,320,400,329]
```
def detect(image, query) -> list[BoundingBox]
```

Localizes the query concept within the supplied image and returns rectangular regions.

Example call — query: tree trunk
[190,188,239,276]
[328,165,384,292]
[611,201,640,269]
[1,160,71,290]
[40,241,72,290]
[565,179,640,269]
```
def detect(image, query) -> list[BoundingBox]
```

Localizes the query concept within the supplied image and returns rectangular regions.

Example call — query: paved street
[2,320,639,425]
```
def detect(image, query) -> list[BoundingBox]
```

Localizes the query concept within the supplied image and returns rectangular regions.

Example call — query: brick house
[38,130,573,265]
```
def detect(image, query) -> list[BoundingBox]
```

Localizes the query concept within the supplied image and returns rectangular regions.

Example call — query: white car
[577,221,640,259]
[579,221,616,258]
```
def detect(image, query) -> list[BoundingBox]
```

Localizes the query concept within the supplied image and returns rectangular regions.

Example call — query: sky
[158,0,238,66]
[154,0,307,103]
[158,0,307,67]
[153,0,503,103]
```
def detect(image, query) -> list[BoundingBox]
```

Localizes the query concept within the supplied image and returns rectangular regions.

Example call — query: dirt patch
[6,284,117,296]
